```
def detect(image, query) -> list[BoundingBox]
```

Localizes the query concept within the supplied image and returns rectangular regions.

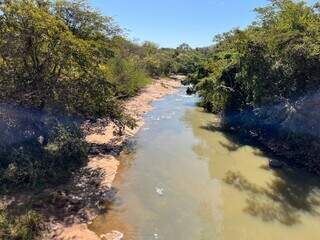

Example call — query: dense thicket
[0,0,131,120]
[0,209,42,240]
[0,0,184,191]
[190,0,320,113]
[188,0,320,173]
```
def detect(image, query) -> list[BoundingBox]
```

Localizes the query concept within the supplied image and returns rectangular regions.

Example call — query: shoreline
[51,77,181,240]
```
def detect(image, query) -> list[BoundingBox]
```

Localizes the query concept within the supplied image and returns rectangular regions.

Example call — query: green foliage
[174,43,206,75]
[109,39,205,78]
[190,0,320,172]
[0,0,152,190]
[0,210,42,240]
[0,0,124,120]
[193,0,320,114]
[136,41,177,77]
[0,106,87,190]
[103,57,151,98]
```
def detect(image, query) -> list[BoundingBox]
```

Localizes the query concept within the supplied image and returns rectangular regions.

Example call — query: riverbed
[90,87,320,240]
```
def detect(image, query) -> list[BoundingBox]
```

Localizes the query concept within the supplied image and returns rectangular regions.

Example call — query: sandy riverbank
[51,77,181,240]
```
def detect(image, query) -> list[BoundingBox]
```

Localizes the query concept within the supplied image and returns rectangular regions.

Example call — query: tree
[0,0,125,120]
[189,0,320,174]
[177,43,192,52]
[0,0,135,189]
[192,0,320,113]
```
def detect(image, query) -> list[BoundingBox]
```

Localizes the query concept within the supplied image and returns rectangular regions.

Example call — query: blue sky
[89,0,318,48]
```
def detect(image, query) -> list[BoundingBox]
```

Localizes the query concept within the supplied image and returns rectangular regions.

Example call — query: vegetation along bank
[1,0,320,239]
[184,0,320,175]
[0,0,185,239]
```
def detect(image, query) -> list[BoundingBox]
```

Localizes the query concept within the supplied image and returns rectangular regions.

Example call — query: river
[89,87,320,240]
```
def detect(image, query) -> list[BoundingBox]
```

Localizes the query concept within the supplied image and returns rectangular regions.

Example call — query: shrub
[0,105,87,190]
[103,57,151,98]
[0,210,42,240]
[0,0,137,190]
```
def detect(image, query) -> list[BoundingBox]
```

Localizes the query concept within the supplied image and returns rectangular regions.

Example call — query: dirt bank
[51,78,181,240]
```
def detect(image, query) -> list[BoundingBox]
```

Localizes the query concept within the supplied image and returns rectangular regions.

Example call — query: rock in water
[155,187,164,196]
[100,230,124,240]
[38,135,45,145]
[269,159,283,168]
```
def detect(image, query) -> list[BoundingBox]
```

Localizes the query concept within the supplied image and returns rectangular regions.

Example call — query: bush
[0,0,140,190]
[0,210,42,240]
[193,1,320,114]
[104,57,151,98]
[189,0,320,173]
[0,105,87,190]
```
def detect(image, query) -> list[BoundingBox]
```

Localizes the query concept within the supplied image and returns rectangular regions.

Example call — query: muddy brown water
[90,88,320,240]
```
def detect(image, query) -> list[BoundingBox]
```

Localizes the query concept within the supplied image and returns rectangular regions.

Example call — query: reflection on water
[90,88,320,240]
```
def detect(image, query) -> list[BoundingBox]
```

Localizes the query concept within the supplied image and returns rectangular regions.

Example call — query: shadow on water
[224,169,320,226]
[199,121,320,226]
[200,122,263,153]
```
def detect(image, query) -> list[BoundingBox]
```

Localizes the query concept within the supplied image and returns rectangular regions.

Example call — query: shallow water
[90,88,320,240]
